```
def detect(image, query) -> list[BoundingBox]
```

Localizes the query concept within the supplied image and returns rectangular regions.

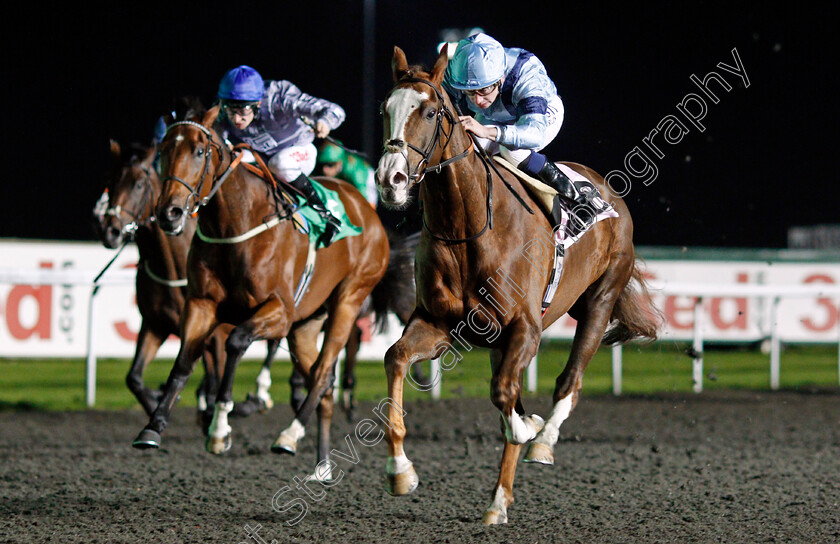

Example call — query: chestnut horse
[94,139,279,422]
[375,46,660,524]
[132,105,389,478]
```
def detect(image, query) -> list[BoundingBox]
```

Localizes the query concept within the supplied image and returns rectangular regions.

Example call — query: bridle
[160,120,234,216]
[385,77,472,184]
[96,165,156,240]
[384,77,493,243]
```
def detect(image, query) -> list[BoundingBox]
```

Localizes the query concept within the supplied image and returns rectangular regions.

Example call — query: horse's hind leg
[257,339,281,411]
[273,299,360,463]
[230,338,281,418]
[524,265,630,465]
[272,315,324,456]
[383,315,450,496]
[340,322,362,422]
[125,322,166,416]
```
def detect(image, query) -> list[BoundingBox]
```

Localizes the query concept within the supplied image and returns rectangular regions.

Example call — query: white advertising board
[1,240,839,359]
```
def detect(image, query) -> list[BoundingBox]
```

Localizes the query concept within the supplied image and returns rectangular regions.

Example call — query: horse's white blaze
[279,418,306,443]
[385,88,428,143]
[208,400,234,439]
[255,366,272,403]
[386,453,413,475]
[174,135,184,143]
[375,88,429,206]
[533,394,574,447]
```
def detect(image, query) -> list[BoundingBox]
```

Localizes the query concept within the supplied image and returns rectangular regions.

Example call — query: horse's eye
[196,148,204,157]
[426,109,437,120]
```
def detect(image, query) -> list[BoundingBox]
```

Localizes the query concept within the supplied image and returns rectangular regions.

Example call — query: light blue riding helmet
[446,33,506,90]
[217,65,265,102]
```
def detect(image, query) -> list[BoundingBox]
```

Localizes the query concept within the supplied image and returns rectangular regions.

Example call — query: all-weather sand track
[2,390,838,543]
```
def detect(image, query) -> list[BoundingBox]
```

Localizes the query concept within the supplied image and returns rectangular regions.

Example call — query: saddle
[492,157,617,248]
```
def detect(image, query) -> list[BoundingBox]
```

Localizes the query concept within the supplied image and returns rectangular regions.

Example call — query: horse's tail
[370,230,420,333]
[602,260,663,345]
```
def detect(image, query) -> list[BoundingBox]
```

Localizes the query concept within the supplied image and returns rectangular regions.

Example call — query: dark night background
[1,2,835,250]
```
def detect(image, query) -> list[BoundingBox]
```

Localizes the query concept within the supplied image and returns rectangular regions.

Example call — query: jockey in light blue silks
[213,65,346,247]
[443,33,613,235]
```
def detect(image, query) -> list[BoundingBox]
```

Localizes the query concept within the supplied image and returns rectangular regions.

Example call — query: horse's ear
[430,45,449,85]
[202,104,220,128]
[109,139,123,170]
[141,144,157,169]
[392,46,410,82]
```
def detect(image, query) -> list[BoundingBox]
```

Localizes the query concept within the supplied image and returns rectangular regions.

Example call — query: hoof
[270,434,298,456]
[258,396,274,413]
[523,442,555,465]
[206,433,232,455]
[386,465,419,496]
[482,509,508,525]
[132,428,161,450]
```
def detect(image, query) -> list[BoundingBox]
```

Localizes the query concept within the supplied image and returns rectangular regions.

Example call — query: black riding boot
[528,159,612,234]
[291,174,342,247]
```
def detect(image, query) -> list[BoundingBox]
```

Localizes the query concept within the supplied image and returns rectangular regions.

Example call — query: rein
[161,120,294,244]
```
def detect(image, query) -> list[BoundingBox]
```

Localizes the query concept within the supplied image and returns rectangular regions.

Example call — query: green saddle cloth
[294,179,363,248]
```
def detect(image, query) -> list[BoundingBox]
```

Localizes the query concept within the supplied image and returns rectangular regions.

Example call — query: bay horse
[132,105,389,479]
[94,139,279,422]
[375,46,660,524]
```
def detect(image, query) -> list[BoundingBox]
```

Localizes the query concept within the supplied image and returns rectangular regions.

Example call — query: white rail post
[430,358,442,400]
[612,343,623,396]
[692,297,704,393]
[770,296,781,390]
[85,285,99,407]
[527,354,537,393]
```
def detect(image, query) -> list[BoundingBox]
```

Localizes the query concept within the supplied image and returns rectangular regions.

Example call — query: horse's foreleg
[207,299,291,455]
[312,381,336,481]
[132,299,217,450]
[384,316,450,496]
[484,322,543,525]
[125,322,166,416]
[524,279,622,465]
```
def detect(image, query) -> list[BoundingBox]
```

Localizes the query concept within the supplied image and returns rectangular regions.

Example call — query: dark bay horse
[94,140,279,421]
[375,46,660,524]
[132,105,389,479]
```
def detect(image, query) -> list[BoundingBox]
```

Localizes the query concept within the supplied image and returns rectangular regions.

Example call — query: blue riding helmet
[446,33,506,90]
[217,65,265,102]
